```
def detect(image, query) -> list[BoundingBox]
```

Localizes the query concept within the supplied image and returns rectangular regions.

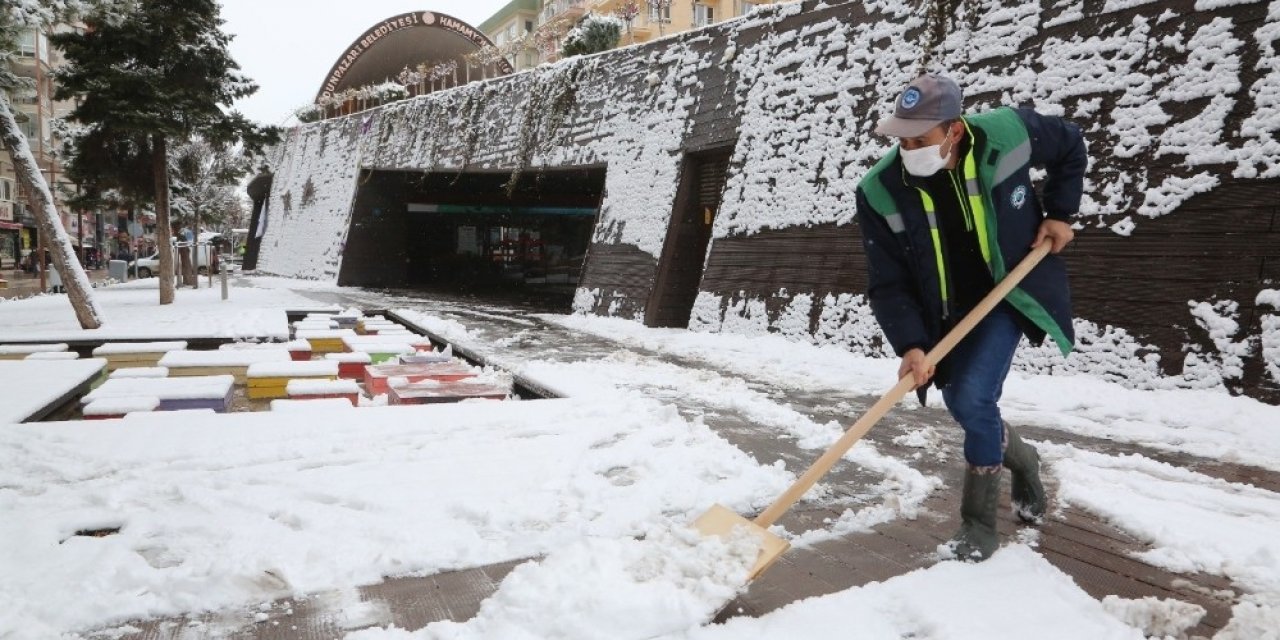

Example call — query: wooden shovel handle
[753,243,1052,528]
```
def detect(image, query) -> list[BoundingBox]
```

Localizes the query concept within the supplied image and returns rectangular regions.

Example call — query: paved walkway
[111,285,1273,639]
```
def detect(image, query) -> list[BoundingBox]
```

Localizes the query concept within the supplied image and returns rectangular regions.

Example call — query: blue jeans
[941,306,1022,467]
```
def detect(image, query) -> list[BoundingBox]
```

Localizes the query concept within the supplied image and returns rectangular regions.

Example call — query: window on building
[734,0,752,17]
[694,4,714,27]
[525,19,534,34]
[17,30,37,58]
[648,3,671,23]
[0,178,14,202]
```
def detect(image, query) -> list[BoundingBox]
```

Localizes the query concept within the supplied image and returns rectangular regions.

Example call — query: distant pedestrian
[856,73,1086,561]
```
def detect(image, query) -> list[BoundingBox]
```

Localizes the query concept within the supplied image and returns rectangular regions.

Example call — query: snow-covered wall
[258,28,722,295]
[259,0,1280,400]
[692,0,1280,399]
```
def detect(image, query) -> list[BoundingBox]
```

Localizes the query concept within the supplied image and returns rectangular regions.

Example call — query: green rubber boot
[946,465,1002,562]
[1003,424,1047,524]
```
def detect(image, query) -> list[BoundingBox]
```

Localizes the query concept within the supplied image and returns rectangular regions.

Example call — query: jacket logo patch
[1011,185,1028,209]
[901,87,921,109]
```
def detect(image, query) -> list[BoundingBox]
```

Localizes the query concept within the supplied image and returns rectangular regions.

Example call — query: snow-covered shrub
[562,15,623,58]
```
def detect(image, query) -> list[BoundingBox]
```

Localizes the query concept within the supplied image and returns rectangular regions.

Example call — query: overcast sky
[218,1,511,126]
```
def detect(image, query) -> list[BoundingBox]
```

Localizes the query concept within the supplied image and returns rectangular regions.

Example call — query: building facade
[480,0,774,67]
[479,0,541,72]
[1,25,130,270]
[254,0,1280,403]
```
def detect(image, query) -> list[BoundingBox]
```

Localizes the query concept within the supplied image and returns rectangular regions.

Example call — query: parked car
[129,235,224,278]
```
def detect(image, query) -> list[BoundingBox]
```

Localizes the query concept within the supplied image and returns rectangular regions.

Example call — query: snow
[355,545,1142,640]
[109,367,169,379]
[3,277,1279,637]
[1259,289,1280,386]
[1047,444,1280,596]
[93,341,189,355]
[326,352,373,363]
[0,359,107,424]
[0,281,313,342]
[82,396,161,416]
[541,313,1280,471]
[24,351,79,360]
[83,376,235,403]
[286,379,361,395]
[220,339,311,351]
[0,342,68,354]
[246,361,340,378]
[159,349,291,367]
[295,329,357,339]
[270,398,357,412]
[344,341,415,355]
[0,398,788,636]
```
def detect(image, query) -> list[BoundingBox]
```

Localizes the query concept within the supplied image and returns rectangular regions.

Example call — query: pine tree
[52,0,277,304]
[0,1,127,329]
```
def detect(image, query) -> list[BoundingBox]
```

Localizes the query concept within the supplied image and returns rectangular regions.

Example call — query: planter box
[364,362,476,396]
[389,379,511,405]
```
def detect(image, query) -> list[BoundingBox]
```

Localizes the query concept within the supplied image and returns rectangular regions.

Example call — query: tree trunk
[152,134,176,304]
[0,95,103,328]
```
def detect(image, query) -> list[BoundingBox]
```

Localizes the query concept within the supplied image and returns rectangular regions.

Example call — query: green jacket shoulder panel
[857,147,901,218]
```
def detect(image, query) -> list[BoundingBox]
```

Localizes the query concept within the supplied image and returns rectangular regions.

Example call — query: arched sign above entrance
[316,11,515,101]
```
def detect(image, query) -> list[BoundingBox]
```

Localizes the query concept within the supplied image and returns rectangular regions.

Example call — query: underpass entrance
[340,168,605,309]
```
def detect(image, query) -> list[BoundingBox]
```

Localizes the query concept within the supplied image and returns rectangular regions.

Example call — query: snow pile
[352,545,1143,640]
[1259,289,1280,386]
[357,526,759,640]
[1100,595,1205,638]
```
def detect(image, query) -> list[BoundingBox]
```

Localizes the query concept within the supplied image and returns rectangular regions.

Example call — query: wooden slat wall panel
[697,179,1280,403]
[578,242,659,318]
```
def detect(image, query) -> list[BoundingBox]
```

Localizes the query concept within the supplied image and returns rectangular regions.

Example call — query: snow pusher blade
[694,243,1051,582]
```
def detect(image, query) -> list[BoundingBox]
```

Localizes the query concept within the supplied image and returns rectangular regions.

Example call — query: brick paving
[99,287,1272,639]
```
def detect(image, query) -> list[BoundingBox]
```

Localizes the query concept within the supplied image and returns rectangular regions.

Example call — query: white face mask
[900,133,955,177]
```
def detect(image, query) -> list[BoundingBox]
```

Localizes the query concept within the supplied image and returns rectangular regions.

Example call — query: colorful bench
[158,349,290,384]
[364,361,478,396]
[388,378,512,405]
[0,343,70,361]
[324,352,371,379]
[83,375,235,412]
[92,341,188,371]
[245,360,340,399]
[82,396,160,420]
[285,378,361,406]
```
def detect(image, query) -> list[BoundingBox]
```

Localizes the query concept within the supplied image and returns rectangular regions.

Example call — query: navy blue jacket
[855,107,1087,371]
